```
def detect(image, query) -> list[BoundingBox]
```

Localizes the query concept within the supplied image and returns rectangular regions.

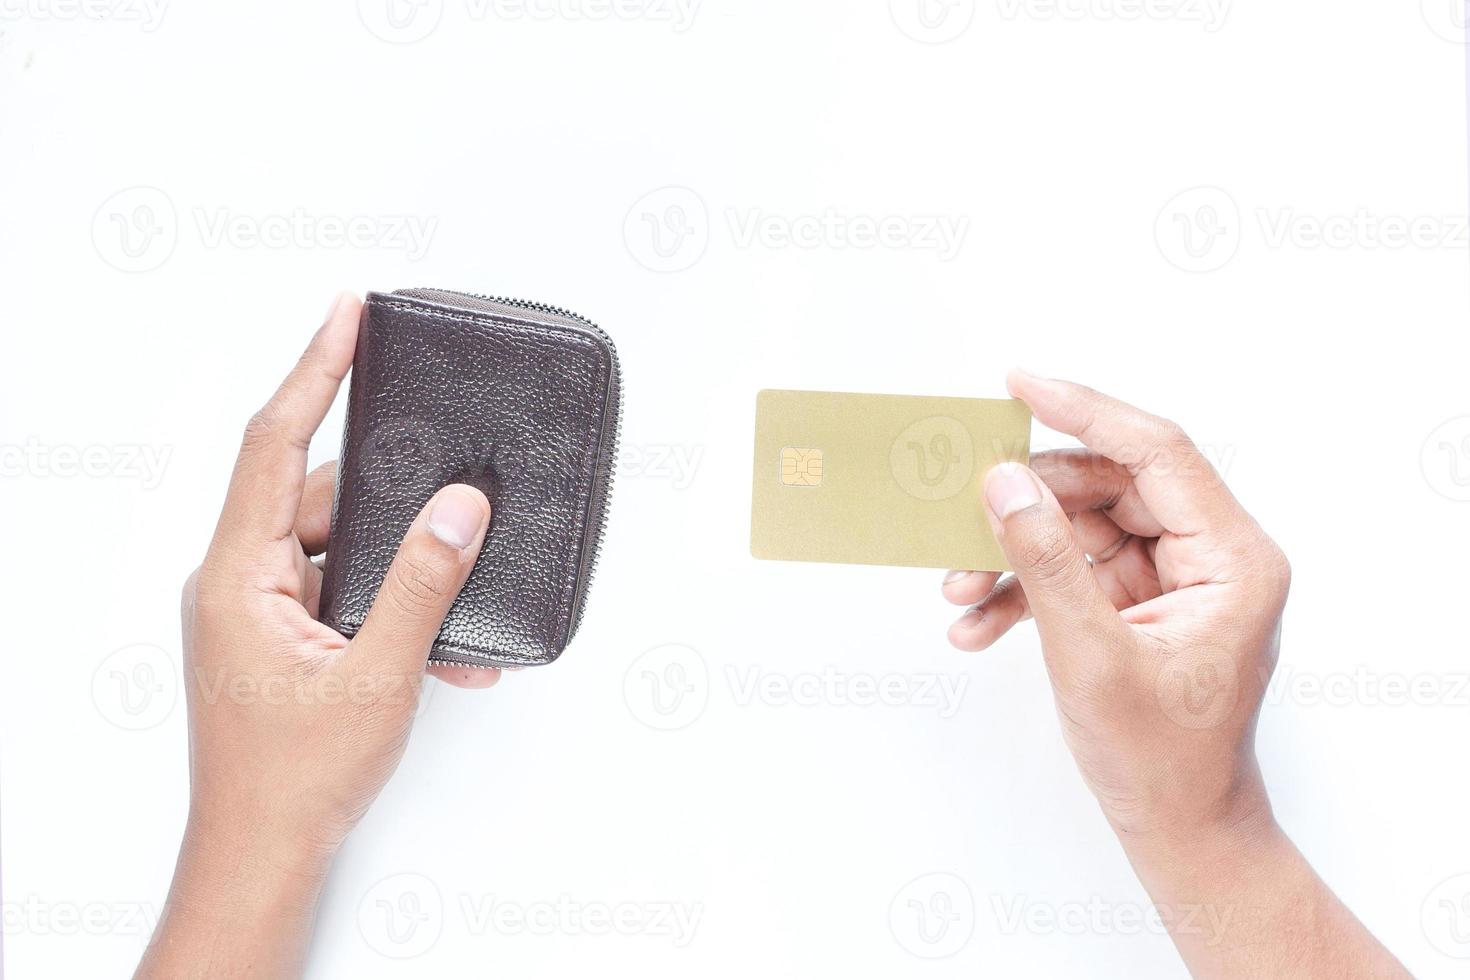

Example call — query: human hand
[941,372,1405,977]
[943,370,1287,845]
[139,293,499,978]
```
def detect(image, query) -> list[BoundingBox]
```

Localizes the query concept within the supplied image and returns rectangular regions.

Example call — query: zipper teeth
[402,288,622,669]
[432,290,616,347]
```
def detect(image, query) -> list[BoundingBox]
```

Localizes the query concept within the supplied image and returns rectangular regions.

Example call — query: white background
[3,1,1469,977]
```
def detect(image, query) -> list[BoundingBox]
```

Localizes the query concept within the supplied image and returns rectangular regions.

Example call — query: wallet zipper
[399,289,622,670]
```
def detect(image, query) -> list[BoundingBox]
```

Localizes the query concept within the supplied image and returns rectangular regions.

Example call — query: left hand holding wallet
[138,293,500,979]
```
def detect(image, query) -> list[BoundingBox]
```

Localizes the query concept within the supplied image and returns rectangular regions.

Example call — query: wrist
[139,814,332,978]
[166,808,335,923]
[1111,785,1284,891]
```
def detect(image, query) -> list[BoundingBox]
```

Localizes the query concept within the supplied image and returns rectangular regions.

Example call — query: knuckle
[1137,418,1197,477]
[1154,417,1189,445]
[1261,542,1292,595]
[179,567,203,624]
[240,406,282,455]
[1016,519,1077,581]
[180,566,201,605]
[386,555,452,611]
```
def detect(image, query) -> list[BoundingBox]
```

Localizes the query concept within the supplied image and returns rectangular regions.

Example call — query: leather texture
[319,289,621,668]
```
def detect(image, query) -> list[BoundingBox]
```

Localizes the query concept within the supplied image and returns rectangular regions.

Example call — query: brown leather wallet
[319,288,622,668]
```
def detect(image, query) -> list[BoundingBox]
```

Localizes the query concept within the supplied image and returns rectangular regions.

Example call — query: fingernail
[985,462,1042,519]
[953,608,983,630]
[944,569,973,585]
[324,290,348,322]
[427,487,487,550]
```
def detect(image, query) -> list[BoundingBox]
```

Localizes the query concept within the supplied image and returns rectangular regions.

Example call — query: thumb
[347,483,491,679]
[983,462,1124,667]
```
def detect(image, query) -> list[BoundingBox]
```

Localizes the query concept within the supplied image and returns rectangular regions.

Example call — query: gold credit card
[749,389,1031,571]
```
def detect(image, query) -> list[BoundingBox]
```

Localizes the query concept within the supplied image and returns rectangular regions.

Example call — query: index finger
[212,292,361,554]
[1007,370,1245,537]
